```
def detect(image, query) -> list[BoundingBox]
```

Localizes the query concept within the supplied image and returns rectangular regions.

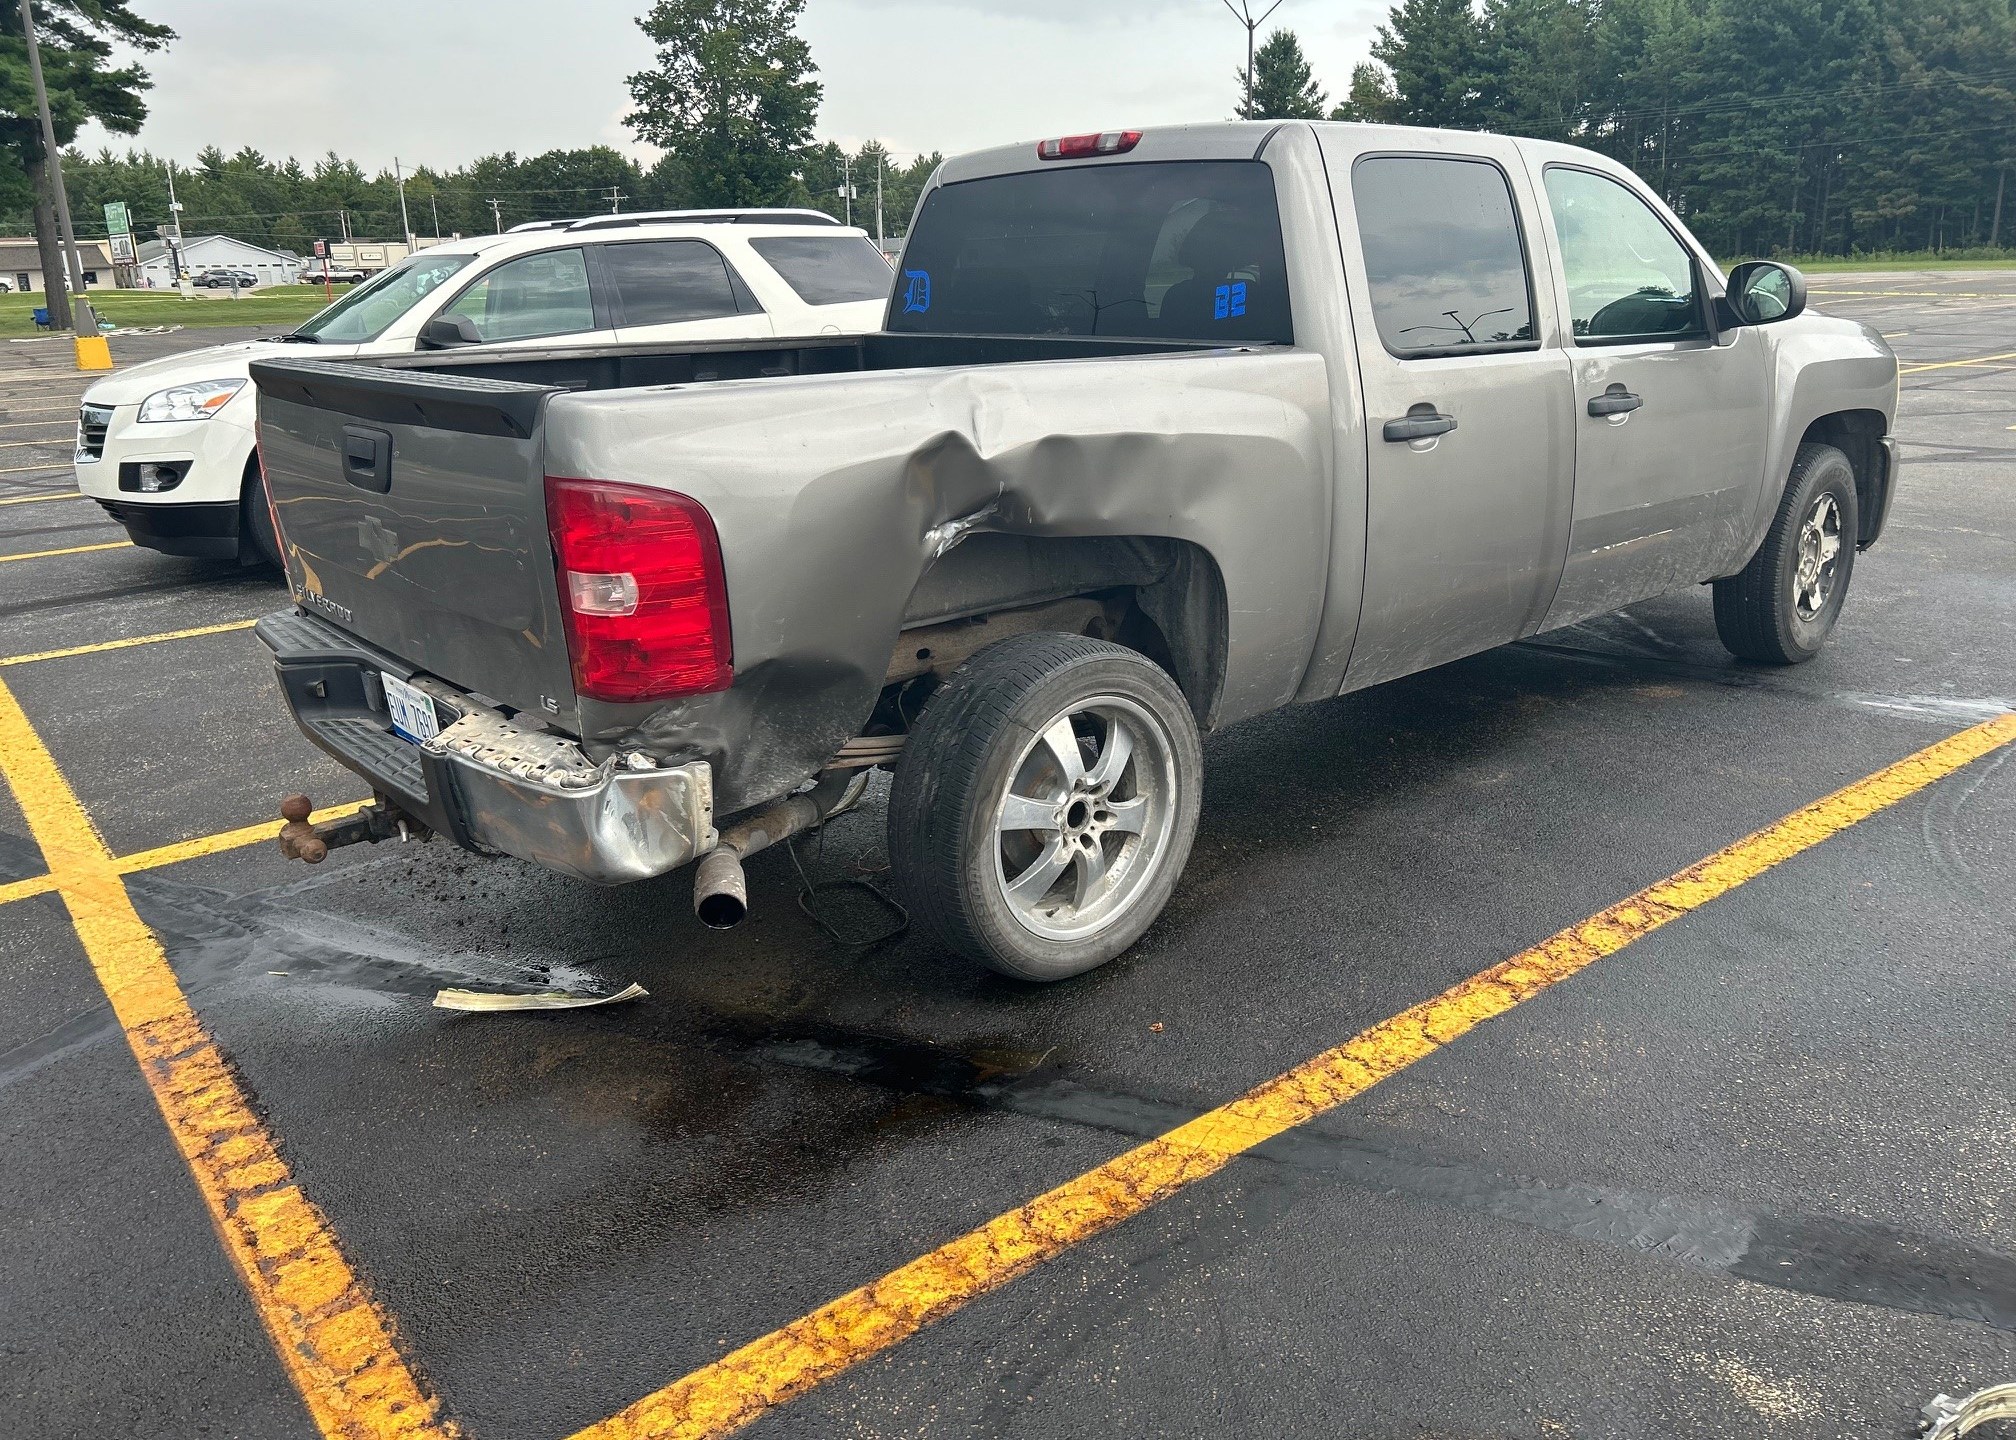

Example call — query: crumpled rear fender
[545,348,1333,812]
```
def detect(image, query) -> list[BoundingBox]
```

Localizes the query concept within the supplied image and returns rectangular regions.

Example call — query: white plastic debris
[432,982,648,1013]
[1922,1383,2016,1438]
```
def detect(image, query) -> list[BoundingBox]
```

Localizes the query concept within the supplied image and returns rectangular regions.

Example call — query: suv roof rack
[505,208,844,235]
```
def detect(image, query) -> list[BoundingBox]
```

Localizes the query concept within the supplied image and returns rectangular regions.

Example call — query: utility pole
[607,184,627,214]
[429,190,441,240]
[839,154,853,227]
[394,156,414,248]
[165,158,192,298]
[1220,0,1285,118]
[875,152,885,252]
[488,198,503,233]
[19,0,96,333]
[1993,163,2007,249]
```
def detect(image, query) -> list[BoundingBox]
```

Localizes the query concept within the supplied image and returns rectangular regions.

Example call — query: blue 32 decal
[1213,282,1247,320]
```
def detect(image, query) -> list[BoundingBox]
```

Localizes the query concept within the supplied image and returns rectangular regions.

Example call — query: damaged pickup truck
[252,121,1899,981]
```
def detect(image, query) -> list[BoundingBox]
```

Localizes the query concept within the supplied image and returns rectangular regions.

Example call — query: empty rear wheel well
[1799,410,1888,547]
[888,534,1230,730]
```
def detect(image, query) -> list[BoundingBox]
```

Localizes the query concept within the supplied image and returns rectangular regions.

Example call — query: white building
[0,237,117,293]
[135,234,304,289]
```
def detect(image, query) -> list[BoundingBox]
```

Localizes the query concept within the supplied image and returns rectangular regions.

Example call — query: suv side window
[1544,167,1704,343]
[601,240,749,326]
[1352,156,1535,357]
[439,248,594,342]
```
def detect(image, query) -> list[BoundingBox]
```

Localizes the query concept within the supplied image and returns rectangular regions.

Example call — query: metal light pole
[19,0,97,334]
[394,156,414,248]
[1220,0,1285,118]
[165,158,193,298]
[875,152,884,252]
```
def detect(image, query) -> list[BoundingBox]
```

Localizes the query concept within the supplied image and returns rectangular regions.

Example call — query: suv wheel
[1713,441,1859,664]
[240,455,282,569]
[888,633,1203,981]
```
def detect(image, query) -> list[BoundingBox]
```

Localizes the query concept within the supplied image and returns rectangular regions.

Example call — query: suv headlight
[136,378,246,423]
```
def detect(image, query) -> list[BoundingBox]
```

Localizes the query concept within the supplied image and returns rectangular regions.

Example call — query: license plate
[381,671,439,744]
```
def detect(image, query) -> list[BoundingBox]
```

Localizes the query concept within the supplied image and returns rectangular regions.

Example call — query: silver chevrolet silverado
[251,121,1899,981]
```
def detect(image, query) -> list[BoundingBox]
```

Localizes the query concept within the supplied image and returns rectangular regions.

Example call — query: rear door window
[1543,167,1705,343]
[438,248,595,343]
[600,240,748,326]
[889,160,1292,343]
[1351,156,1535,357]
[749,235,894,305]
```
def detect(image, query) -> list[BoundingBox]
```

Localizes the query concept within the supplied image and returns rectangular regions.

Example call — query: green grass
[1725,253,2016,274]
[0,286,352,339]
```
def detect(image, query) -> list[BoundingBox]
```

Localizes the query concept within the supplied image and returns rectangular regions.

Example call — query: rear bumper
[257,608,717,884]
[95,498,240,559]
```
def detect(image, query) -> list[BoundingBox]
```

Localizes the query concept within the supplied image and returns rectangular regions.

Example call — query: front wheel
[888,633,1203,982]
[1713,442,1859,664]
[240,455,282,569]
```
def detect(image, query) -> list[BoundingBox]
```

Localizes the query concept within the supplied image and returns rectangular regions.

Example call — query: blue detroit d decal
[902,269,932,314]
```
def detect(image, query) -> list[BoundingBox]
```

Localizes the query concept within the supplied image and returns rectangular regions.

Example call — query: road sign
[313,238,327,258]
[103,200,131,238]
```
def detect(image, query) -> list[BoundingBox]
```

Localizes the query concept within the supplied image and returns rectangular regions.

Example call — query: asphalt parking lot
[3,279,2013,1440]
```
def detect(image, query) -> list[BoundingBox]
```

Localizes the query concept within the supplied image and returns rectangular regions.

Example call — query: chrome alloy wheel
[1794,491,1844,620]
[990,695,1178,943]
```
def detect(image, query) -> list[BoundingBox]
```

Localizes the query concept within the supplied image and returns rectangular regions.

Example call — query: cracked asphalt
[2,274,2012,1439]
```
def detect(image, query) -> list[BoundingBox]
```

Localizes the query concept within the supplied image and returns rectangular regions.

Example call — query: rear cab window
[749,236,894,306]
[1350,155,1536,358]
[889,160,1292,343]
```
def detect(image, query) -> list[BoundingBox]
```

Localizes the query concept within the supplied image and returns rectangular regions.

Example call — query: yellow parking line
[0,416,77,428]
[573,711,2016,1440]
[0,463,82,475]
[0,676,449,1439]
[0,800,369,910]
[1898,349,2016,374]
[0,540,129,562]
[0,618,260,668]
[0,437,76,449]
[0,489,82,506]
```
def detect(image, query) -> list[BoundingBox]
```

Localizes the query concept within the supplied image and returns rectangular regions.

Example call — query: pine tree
[1331,63,1402,123]
[1238,29,1328,120]
[1371,0,1486,128]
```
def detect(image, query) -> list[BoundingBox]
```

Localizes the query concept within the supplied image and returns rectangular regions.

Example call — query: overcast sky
[79,0,1391,173]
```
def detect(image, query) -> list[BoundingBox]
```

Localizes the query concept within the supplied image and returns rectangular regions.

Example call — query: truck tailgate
[250,357,578,726]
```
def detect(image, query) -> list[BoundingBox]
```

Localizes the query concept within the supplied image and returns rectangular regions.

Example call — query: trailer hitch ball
[277,794,329,863]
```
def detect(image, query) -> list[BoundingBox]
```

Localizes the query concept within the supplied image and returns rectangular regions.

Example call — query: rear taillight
[1036,130,1142,161]
[545,476,732,702]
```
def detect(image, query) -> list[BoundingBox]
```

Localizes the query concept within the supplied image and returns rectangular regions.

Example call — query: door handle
[1383,404,1458,442]
[1587,385,1643,418]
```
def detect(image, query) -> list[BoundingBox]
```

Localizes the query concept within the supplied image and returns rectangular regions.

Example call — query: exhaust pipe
[692,771,859,928]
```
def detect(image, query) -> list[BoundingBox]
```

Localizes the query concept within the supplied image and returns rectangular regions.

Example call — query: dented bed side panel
[544,347,1334,813]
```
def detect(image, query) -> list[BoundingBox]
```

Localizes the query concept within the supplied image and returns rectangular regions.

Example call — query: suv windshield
[748,236,893,305]
[290,251,476,342]
[888,160,1291,343]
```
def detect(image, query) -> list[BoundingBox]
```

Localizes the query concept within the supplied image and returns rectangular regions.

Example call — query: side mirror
[420,314,483,349]
[1724,260,1807,326]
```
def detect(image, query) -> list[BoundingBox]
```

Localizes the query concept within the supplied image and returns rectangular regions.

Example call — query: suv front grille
[77,403,112,460]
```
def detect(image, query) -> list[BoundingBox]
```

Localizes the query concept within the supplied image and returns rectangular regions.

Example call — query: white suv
[76,210,894,565]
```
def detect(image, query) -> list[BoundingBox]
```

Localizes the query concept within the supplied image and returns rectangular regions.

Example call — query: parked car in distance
[0,277,14,293]
[300,264,368,285]
[250,121,1898,982]
[75,209,894,566]
[193,268,261,289]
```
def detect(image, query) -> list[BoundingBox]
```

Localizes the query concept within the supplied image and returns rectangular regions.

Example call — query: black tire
[888,633,1204,982]
[239,455,283,569]
[1713,441,1859,664]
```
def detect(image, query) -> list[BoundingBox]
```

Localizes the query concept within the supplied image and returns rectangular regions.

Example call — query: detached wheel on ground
[1713,441,1859,664]
[888,632,1204,981]
[240,454,283,569]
